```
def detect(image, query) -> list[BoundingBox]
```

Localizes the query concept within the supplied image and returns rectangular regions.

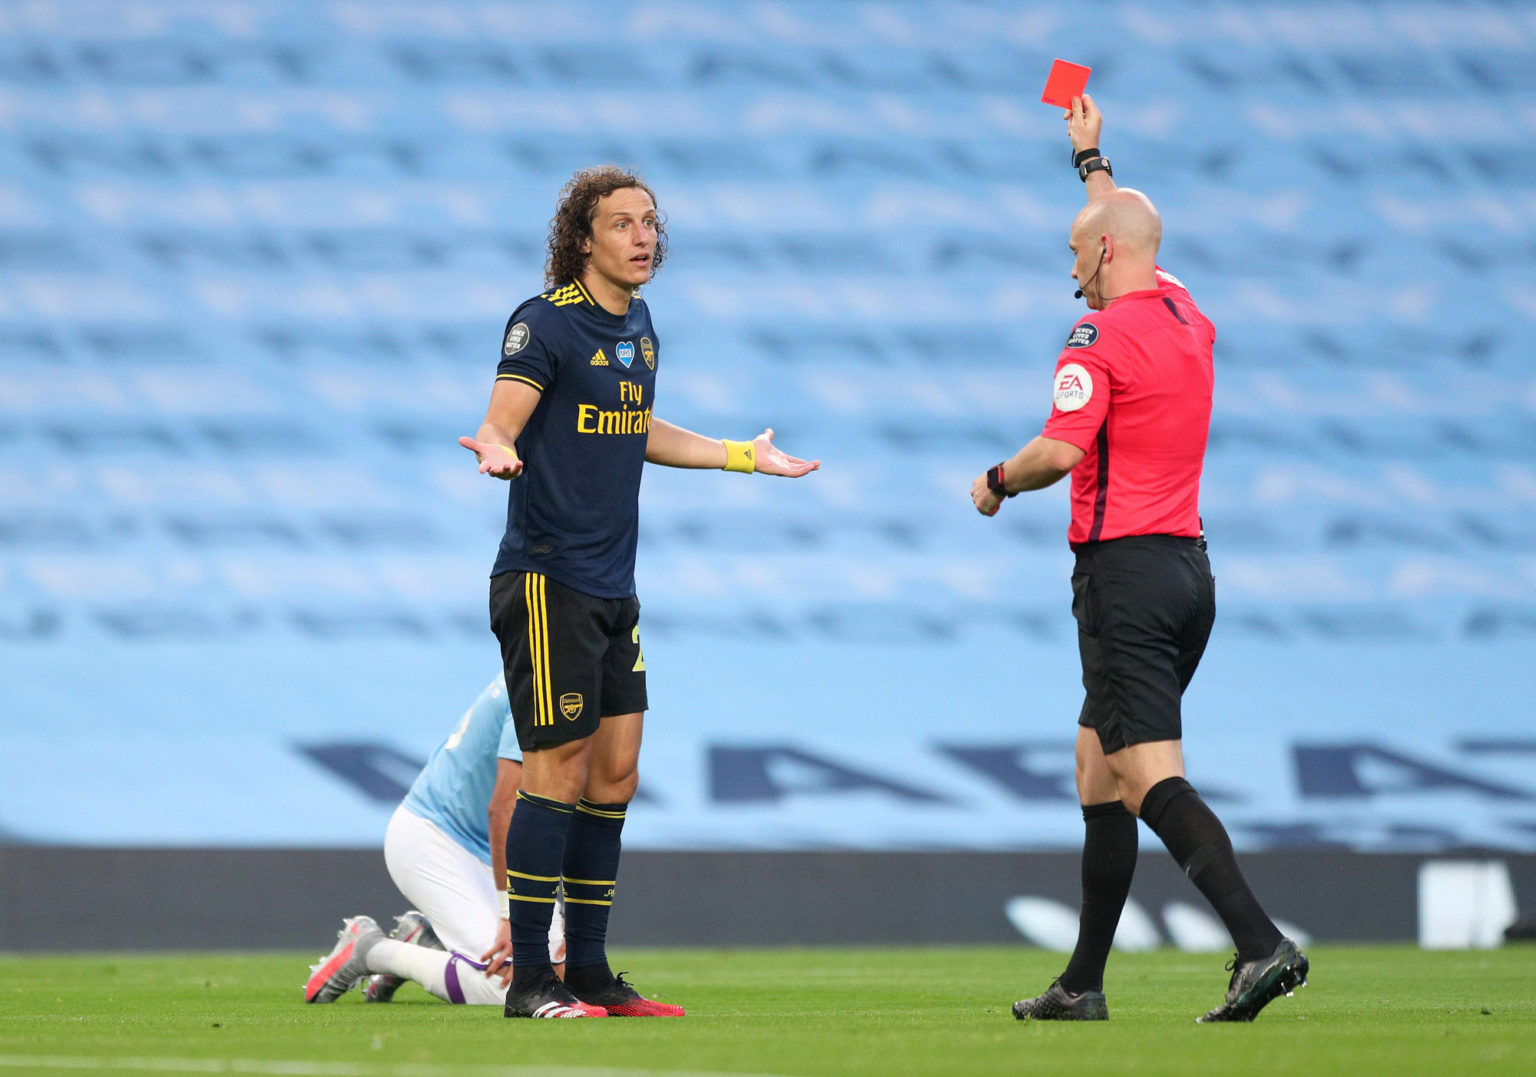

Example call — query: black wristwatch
[986,464,1013,499]
[1078,156,1112,182]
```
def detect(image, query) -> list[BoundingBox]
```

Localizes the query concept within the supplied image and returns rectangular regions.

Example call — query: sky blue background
[2,0,1533,850]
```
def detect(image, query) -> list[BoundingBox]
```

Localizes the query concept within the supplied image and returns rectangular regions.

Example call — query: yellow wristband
[722,439,755,474]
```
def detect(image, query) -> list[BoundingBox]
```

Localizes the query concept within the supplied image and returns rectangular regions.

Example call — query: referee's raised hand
[1067,93,1102,155]
[458,436,524,479]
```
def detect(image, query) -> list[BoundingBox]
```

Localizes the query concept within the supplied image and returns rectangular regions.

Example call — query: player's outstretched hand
[751,428,820,478]
[480,919,514,987]
[1067,92,1102,154]
[458,436,523,479]
[971,471,1003,517]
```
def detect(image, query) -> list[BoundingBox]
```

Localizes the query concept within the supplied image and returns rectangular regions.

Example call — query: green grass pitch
[1,946,1531,1076]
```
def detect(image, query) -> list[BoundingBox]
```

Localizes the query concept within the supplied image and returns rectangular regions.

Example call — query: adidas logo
[590,349,608,366]
[531,1000,600,1018]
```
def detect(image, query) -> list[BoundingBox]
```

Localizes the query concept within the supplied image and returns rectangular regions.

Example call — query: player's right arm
[461,303,564,479]
[1068,93,1117,202]
[480,756,524,984]
[459,378,540,479]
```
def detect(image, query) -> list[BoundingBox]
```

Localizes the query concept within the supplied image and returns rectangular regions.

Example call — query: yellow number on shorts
[632,626,646,672]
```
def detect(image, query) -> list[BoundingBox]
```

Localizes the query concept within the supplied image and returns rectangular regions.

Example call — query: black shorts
[489,571,648,752]
[1072,535,1215,754]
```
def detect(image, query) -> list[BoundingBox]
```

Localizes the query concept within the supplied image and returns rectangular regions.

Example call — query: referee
[971,95,1307,1023]
[460,166,819,1018]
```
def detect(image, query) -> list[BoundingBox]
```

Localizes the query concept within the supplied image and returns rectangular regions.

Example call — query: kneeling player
[304,675,565,1007]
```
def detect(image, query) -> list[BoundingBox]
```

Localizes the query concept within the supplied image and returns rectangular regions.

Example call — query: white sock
[366,939,506,1005]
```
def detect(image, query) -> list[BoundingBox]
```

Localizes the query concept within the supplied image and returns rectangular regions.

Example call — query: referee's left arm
[1002,436,1084,491]
[1069,94,1116,202]
[971,436,1084,516]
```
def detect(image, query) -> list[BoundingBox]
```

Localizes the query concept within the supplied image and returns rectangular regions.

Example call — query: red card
[1041,59,1091,109]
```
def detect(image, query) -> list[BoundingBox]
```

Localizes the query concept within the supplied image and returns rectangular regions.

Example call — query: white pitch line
[0,1057,795,1077]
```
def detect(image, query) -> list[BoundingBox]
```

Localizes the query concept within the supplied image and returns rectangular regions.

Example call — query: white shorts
[383,805,564,965]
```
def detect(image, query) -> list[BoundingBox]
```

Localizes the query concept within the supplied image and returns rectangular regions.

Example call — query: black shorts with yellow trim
[489,570,648,752]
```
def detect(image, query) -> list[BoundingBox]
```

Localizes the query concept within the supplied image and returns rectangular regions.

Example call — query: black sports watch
[1078,156,1112,182]
[986,464,1013,499]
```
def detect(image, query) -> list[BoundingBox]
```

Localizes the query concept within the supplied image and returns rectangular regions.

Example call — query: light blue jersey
[400,675,520,865]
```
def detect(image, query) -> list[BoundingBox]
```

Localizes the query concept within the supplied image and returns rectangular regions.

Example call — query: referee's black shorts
[489,570,648,753]
[1071,534,1215,754]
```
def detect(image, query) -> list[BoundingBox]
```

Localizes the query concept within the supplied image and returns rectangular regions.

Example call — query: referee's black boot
[1011,979,1108,1021]
[1196,938,1308,1023]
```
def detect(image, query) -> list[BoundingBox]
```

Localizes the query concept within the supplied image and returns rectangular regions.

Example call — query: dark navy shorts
[489,570,648,752]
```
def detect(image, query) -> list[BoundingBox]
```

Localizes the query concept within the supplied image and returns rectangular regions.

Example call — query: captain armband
[722,439,756,474]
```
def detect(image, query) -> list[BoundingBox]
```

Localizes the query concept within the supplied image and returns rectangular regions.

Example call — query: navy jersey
[490,278,659,599]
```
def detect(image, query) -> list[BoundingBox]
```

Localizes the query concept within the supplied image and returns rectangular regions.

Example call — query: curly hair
[544,165,667,289]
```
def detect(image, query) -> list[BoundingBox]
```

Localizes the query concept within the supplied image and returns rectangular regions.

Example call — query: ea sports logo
[1053,363,1093,412]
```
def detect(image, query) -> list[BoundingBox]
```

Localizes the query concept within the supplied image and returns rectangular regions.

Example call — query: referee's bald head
[1072,188,1162,259]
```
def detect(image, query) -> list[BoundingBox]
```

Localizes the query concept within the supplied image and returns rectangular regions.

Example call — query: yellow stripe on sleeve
[496,373,544,391]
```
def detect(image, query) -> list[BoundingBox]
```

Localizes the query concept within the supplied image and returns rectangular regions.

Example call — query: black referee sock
[561,799,628,982]
[1139,777,1283,961]
[1058,800,1137,996]
[504,790,574,989]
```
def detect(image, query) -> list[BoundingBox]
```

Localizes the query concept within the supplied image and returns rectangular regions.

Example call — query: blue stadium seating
[1,0,1533,851]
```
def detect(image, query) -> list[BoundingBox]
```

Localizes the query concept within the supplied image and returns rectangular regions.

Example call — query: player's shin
[560,799,627,994]
[367,941,505,1005]
[505,790,575,988]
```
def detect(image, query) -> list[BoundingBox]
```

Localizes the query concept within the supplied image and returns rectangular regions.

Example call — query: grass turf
[0,946,1531,1076]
